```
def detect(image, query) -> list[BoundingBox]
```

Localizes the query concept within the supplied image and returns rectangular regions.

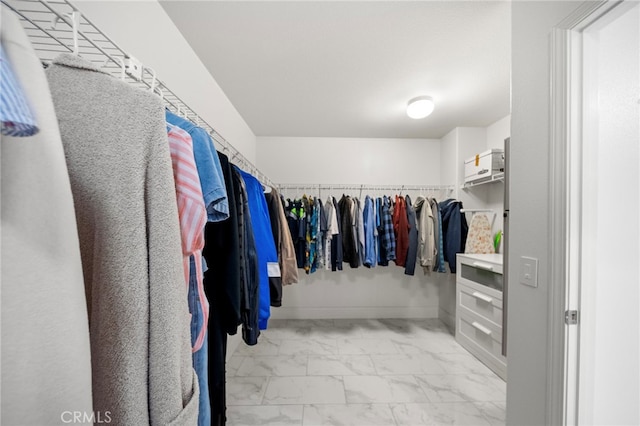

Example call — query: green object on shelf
[494,231,502,253]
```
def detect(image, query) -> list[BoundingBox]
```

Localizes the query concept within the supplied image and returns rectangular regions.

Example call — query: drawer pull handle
[478,168,489,175]
[472,261,494,271]
[472,321,492,336]
[472,291,493,303]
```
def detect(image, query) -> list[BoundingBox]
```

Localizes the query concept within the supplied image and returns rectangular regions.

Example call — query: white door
[562,1,640,425]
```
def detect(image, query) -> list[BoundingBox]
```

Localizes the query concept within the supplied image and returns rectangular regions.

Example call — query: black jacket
[338,195,359,268]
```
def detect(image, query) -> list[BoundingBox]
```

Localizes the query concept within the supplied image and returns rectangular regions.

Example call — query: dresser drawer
[458,282,503,327]
[456,310,506,379]
[457,257,503,292]
[458,309,502,347]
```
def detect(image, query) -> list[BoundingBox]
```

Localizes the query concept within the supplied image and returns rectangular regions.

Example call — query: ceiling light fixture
[407,96,435,119]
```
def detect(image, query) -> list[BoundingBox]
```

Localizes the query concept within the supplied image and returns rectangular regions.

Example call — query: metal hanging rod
[2,0,274,187]
[460,208,495,213]
[277,183,455,193]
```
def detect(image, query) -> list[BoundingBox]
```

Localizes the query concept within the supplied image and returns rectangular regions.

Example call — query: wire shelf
[2,0,274,187]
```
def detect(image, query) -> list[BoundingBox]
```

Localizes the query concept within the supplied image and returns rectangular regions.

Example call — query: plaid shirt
[381,196,396,261]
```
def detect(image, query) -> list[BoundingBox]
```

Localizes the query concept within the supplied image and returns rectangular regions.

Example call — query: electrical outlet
[125,55,143,81]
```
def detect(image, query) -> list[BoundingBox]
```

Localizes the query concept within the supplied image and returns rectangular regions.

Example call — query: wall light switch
[519,256,538,288]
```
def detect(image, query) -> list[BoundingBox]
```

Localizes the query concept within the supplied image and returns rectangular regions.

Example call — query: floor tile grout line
[388,402,400,426]
[259,375,272,406]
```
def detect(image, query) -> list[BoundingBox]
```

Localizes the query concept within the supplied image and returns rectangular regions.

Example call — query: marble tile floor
[227,319,505,426]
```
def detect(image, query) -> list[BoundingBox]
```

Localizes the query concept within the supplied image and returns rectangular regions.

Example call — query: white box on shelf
[464,149,505,185]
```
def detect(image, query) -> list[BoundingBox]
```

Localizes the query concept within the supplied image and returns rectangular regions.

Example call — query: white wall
[583,3,639,424]
[436,123,509,328]
[486,115,511,150]
[74,1,257,163]
[257,136,452,320]
[258,137,441,185]
[437,129,460,328]
[440,128,459,189]
[508,2,582,425]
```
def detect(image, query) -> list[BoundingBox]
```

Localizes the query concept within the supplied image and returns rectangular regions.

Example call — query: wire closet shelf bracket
[2,0,274,187]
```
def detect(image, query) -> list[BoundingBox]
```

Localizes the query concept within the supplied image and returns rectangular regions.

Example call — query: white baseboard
[268,306,439,320]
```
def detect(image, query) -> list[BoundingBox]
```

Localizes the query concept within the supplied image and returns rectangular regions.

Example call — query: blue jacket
[238,168,278,330]
[439,199,468,273]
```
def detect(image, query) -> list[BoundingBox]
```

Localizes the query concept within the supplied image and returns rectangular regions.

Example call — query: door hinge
[565,310,579,325]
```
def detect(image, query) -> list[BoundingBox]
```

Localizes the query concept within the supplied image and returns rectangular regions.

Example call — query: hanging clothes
[439,199,469,273]
[339,195,359,268]
[414,196,436,273]
[265,186,298,300]
[393,195,410,267]
[324,196,339,271]
[264,189,284,304]
[316,197,327,270]
[203,152,243,426]
[167,112,228,425]
[331,196,344,271]
[376,197,384,264]
[239,169,279,331]
[167,124,210,426]
[378,196,396,266]
[1,12,92,424]
[203,151,242,335]
[404,195,419,276]
[373,196,379,265]
[303,195,319,274]
[167,123,208,349]
[362,196,377,267]
[465,213,495,254]
[232,168,259,344]
[430,198,447,273]
[286,199,306,269]
[47,53,197,424]
[309,197,320,273]
[166,110,229,222]
[355,197,366,266]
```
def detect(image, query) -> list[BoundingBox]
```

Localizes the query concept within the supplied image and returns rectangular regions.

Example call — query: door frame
[548,1,626,424]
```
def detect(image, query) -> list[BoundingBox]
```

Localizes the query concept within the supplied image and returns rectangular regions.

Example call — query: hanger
[52,10,80,56]
[153,86,164,101]
[145,67,157,93]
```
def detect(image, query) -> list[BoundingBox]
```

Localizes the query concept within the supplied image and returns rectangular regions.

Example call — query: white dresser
[455,253,506,380]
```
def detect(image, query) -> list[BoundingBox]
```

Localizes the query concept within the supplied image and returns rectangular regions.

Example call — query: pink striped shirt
[167,124,208,352]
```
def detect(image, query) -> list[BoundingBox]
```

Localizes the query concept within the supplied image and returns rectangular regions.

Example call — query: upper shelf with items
[462,149,505,189]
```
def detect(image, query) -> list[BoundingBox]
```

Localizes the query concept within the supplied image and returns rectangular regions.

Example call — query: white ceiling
[160,1,511,139]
